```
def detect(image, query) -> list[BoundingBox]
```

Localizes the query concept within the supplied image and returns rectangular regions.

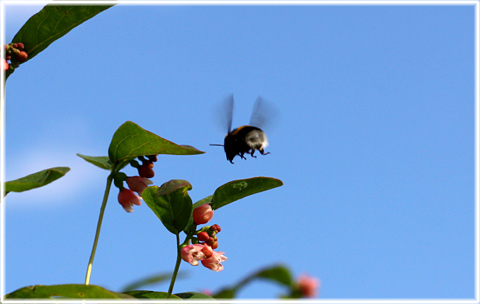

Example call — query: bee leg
[259,149,270,156]
[250,149,257,158]
[240,152,247,160]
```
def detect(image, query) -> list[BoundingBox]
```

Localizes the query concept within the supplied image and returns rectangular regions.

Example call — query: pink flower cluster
[117,176,152,213]
[181,203,227,271]
[181,243,227,272]
[117,154,157,213]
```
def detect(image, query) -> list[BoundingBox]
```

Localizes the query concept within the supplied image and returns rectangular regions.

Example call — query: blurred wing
[226,94,234,133]
[249,96,278,129]
[213,94,234,133]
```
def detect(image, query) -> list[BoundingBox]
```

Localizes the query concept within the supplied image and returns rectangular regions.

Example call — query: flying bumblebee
[211,95,273,164]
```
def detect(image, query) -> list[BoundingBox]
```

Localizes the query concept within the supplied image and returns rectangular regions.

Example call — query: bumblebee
[211,95,272,164]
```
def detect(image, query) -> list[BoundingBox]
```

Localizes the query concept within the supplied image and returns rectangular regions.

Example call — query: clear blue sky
[2,1,477,300]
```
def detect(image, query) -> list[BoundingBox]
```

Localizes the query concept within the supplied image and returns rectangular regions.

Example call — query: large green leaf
[175,292,215,299]
[211,177,283,210]
[108,121,204,165]
[77,154,112,170]
[5,284,132,299]
[7,4,114,80]
[123,290,181,299]
[4,167,70,196]
[142,180,193,234]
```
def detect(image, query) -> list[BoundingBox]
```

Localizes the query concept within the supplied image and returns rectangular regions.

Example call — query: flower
[181,244,208,266]
[118,188,142,212]
[201,250,227,272]
[297,274,320,298]
[126,176,152,195]
[193,203,214,225]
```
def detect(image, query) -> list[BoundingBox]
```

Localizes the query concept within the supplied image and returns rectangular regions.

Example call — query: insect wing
[216,94,234,133]
[249,96,277,129]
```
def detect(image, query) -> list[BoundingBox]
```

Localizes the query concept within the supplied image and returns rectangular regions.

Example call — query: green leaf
[212,265,293,299]
[175,292,215,299]
[212,177,283,210]
[77,154,112,170]
[142,180,193,234]
[11,5,113,62]
[5,284,132,299]
[121,272,186,292]
[4,167,70,196]
[212,288,236,299]
[123,290,181,299]
[108,121,204,165]
[256,265,293,286]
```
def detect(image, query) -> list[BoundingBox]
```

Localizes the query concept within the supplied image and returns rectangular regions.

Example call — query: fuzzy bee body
[212,95,274,164]
[224,125,269,163]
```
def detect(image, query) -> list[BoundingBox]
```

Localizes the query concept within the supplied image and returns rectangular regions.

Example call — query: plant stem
[84,173,114,285]
[167,233,182,298]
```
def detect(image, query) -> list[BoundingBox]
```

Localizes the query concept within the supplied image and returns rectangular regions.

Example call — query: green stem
[84,173,114,285]
[167,233,182,298]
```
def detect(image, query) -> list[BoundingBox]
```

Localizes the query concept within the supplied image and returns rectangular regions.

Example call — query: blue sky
[2,1,477,300]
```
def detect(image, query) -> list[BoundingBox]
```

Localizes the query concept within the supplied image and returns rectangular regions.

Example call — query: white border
[0,1,478,303]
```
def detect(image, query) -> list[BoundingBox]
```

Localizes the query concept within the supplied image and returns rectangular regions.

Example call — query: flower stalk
[84,173,114,285]
[167,232,183,298]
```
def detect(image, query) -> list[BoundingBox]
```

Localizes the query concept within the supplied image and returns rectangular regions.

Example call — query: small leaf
[77,154,112,170]
[108,121,204,165]
[212,177,283,210]
[256,265,293,286]
[175,292,215,299]
[142,180,193,234]
[121,272,186,292]
[11,5,113,62]
[123,290,181,299]
[212,288,236,299]
[5,284,132,299]
[5,167,70,196]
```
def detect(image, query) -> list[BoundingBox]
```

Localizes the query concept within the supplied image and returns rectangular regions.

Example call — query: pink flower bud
[126,176,152,195]
[197,231,210,242]
[193,203,214,225]
[201,250,227,272]
[16,51,28,62]
[210,224,221,233]
[297,274,320,298]
[118,188,142,213]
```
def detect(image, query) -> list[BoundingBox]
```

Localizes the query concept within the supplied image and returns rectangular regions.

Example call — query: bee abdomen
[245,128,268,150]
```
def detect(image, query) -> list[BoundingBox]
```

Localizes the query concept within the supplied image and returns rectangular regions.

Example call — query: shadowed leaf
[142,180,193,234]
[77,154,112,170]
